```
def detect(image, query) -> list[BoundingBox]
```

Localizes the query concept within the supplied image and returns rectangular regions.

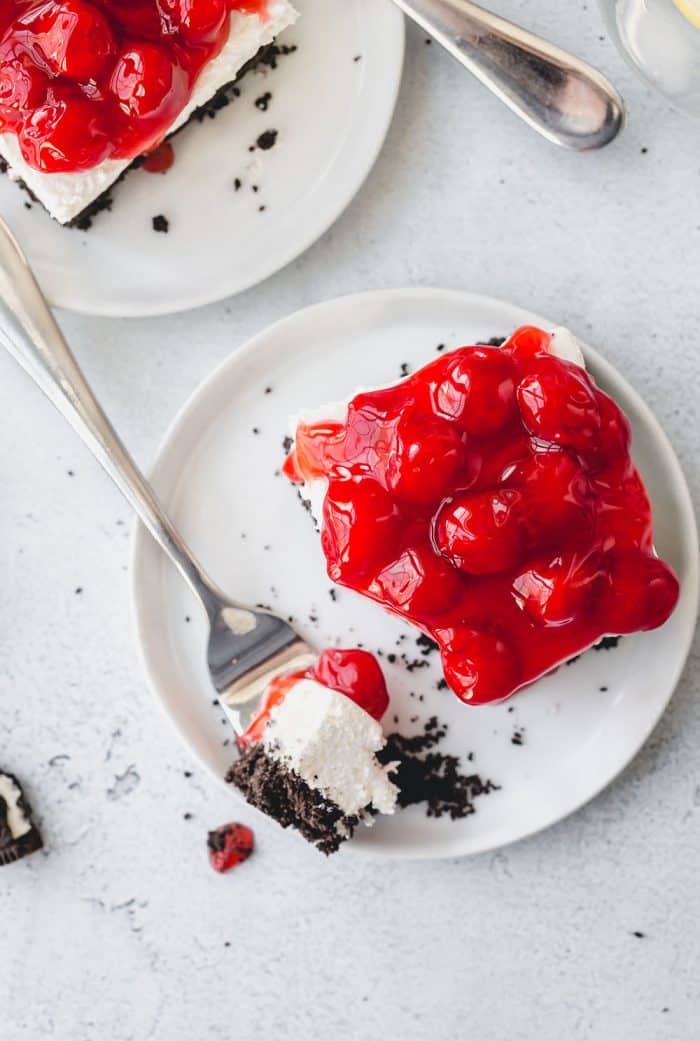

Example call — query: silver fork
[0,218,314,738]
[393,0,625,151]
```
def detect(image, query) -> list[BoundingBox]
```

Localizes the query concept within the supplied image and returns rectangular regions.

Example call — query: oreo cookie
[0,771,43,866]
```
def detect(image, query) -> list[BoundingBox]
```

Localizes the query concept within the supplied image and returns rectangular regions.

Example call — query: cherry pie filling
[0,0,269,172]
[284,326,680,705]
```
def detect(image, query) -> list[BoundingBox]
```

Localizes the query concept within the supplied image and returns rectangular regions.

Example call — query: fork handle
[392,0,625,150]
[0,218,222,619]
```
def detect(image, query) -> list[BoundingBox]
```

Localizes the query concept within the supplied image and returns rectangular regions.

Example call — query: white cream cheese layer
[263,678,398,818]
[0,0,298,224]
[0,773,31,839]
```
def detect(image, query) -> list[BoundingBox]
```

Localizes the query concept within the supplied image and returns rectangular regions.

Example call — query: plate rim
[131,287,700,860]
[39,3,406,317]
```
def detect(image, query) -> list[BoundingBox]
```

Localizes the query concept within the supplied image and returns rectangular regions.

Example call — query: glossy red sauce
[284,326,680,705]
[240,648,390,747]
[0,0,268,172]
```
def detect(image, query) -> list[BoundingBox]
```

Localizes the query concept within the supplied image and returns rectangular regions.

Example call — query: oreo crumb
[595,636,621,651]
[416,634,439,656]
[632,931,646,939]
[152,214,169,233]
[641,147,648,154]
[599,685,608,692]
[256,129,278,151]
[234,177,242,191]
[387,653,396,664]
[183,812,193,820]
[436,343,445,352]
[329,589,337,601]
[264,386,272,394]
[400,362,411,377]
[437,678,449,691]
[252,427,260,435]
[511,728,525,747]
[378,716,499,819]
[476,336,507,347]
[353,54,362,62]
[184,771,192,778]
[74,586,83,595]
[255,92,272,111]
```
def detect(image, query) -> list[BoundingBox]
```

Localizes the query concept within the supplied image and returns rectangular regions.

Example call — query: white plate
[0,1,404,317]
[132,289,699,859]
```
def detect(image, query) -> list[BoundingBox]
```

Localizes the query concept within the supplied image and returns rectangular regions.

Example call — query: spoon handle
[0,219,220,616]
[393,0,625,150]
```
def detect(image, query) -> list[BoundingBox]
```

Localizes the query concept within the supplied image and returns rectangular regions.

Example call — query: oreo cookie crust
[227,744,361,856]
[0,771,43,866]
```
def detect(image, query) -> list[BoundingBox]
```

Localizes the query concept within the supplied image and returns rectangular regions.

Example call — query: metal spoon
[0,218,314,737]
[393,0,625,150]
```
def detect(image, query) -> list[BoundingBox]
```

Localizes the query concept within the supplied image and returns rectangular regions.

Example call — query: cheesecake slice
[283,326,680,706]
[227,649,398,854]
[0,0,297,225]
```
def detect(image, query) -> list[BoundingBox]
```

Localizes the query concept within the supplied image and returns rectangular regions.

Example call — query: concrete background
[1,3,699,1038]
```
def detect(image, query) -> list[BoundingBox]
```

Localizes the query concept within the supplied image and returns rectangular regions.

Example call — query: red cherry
[603,551,680,633]
[584,389,632,474]
[30,0,116,83]
[503,325,553,363]
[322,477,401,583]
[517,357,601,454]
[0,57,47,130]
[386,413,469,505]
[431,347,518,437]
[512,552,605,627]
[19,90,112,171]
[104,0,165,40]
[110,42,188,121]
[435,488,524,575]
[160,0,227,44]
[207,822,254,873]
[439,627,520,704]
[371,543,464,621]
[504,445,592,549]
[313,648,389,721]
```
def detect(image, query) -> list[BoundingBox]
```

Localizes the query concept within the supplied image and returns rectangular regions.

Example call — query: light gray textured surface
[1,4,699,1039]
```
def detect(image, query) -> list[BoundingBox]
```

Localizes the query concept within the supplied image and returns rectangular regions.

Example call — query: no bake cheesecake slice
[228,649,398,854]
[0,0,297,224]
[283,326,680,706]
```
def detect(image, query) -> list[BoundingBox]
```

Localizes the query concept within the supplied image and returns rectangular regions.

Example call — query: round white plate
[132,289,699,859]
[0,1,404,317]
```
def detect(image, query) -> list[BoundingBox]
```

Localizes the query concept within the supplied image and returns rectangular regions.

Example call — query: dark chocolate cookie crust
[227,745,361,856]
[0,771,43,867]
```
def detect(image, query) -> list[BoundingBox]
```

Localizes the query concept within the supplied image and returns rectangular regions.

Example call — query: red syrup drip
[0,0,268,172]
[284,326,680,705]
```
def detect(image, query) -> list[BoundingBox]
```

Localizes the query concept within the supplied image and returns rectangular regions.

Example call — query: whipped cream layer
[0,772,32,839]
[263,678,398,818]
[0,0,298,224]
[291,327,586,528]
